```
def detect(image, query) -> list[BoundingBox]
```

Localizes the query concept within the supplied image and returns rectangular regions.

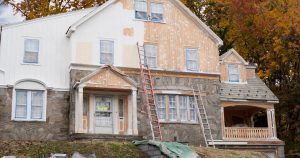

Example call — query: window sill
[12,118,46,122]
[223,81,248,84]
[133,18,166,24]
[159,121,199,125]
[20,63,41,66]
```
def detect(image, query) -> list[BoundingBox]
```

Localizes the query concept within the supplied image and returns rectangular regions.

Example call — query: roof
[219,48,248,65]
[65,0,223,46]
[220,77,279,103]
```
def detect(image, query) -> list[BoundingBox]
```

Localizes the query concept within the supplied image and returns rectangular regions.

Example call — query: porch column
[270,109,277,138]
[132,89,138,135]
[220,107,225,139]
[267,108,277,138]
[75,86,84,133]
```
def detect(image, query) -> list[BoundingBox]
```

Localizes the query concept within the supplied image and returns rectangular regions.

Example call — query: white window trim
[134,0,149,21]
[186,48,199,72]
[99,38,115,65]
[11,80,47,122]
[144,43,158,68]
[228,64,240,83]
[150,2,165,23]
[133,0,166,24]
[22,37,41,65]
[155,94,199,124]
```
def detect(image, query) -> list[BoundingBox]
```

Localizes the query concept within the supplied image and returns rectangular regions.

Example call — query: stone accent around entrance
[0,88,69,141]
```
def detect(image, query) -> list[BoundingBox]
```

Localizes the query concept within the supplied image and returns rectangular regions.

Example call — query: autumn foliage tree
[182,0,300,153]
[1,0,109,20]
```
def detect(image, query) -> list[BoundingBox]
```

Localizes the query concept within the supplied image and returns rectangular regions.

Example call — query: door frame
[118,96,128,135]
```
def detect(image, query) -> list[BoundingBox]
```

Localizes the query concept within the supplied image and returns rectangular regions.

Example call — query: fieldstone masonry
[0,88,69,140]
[127,72,221,146]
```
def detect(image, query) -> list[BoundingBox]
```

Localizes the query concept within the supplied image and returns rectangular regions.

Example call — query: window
[15,90,44,120]
[12,80,46,121]
[150,3,164,22]
[135,0,148,20]
[155,95,198,123]
[186,48,199,71]
[179,96,188,121]
[168,95,177,121]
[144,44,157,68]
[24,39,39,63]
[156,95,166,120]
[100,40,114,64]
[228,64,239,82]
[189,96,197,122]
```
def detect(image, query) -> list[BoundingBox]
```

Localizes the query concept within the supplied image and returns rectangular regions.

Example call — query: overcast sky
[0,3,24,25]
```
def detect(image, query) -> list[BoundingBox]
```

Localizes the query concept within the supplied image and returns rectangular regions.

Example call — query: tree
[1,0,109,20]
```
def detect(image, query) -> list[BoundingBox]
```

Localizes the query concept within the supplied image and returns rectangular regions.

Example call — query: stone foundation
[0,88,69,141]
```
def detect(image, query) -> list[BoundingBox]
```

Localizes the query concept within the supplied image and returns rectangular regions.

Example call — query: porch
[221,103,277,140]
[72,65,138,136]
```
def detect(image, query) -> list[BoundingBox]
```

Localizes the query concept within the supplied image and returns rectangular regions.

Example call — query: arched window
[12,80,47,121]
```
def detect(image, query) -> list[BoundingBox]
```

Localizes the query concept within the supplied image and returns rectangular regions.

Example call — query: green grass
[0,140,148,158]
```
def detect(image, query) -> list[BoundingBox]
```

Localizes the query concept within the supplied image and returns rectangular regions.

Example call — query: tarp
[133,140,201,158]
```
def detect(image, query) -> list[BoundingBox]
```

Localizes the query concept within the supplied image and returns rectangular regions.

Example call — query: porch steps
[69,133,143,141]
[137,42,163,141]
[192,85,215,148]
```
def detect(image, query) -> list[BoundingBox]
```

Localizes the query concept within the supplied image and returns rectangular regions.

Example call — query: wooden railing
[224,127,271,140]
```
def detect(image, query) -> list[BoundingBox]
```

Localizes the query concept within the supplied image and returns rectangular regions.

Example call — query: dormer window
[135,0,148,20]
[150,3,164,22]
[228,64,239,82]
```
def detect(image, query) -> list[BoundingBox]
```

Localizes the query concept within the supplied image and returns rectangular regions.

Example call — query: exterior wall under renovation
[123,69,221,146]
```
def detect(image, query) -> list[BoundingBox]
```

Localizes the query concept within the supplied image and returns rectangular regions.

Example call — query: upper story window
[155,94,198,123]
[135,0,148,20]
[12,80,47,121]
[228,64,239,82]
[144,44,157,68]
[24,39,39,64]
[100,40,114,65]
[186,48,199,71]
[150,3,164,22]
[134,0,164,22]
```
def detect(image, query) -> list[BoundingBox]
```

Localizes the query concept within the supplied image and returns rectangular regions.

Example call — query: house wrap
[0,0,284,157]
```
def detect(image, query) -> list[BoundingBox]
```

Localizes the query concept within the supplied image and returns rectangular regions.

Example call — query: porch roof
[220,77,279,103]
[74,65,137,90]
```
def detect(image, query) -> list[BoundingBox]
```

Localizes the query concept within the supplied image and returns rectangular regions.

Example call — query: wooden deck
[223,127,271,140]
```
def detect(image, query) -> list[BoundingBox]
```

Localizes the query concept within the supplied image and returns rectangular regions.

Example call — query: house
[0,0,284,157]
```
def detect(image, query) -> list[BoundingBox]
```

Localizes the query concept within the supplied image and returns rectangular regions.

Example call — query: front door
[94,96,113,134]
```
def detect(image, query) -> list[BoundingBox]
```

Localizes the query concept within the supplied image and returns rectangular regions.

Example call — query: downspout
[0,25,2,46]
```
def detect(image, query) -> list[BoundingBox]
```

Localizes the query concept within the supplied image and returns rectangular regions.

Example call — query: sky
[0,3,24,25]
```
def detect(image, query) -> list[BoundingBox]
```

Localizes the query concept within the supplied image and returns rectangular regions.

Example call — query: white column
[75,86,84,133]
[132,89,138,135]
[266,109,275,138]
[127,92,133,135]
[270,109,277,138]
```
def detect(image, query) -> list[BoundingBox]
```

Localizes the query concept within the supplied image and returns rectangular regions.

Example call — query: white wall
[0,9,92,89]
[71,1,143,68]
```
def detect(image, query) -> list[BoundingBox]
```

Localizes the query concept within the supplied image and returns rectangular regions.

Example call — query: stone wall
[0,88,69,141]
[126,72,221,146]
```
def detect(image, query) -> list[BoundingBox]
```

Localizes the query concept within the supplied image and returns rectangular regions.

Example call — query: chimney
[246,63,257,79]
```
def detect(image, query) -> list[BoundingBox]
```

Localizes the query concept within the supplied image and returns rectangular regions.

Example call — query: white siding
[0,9,92,89]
